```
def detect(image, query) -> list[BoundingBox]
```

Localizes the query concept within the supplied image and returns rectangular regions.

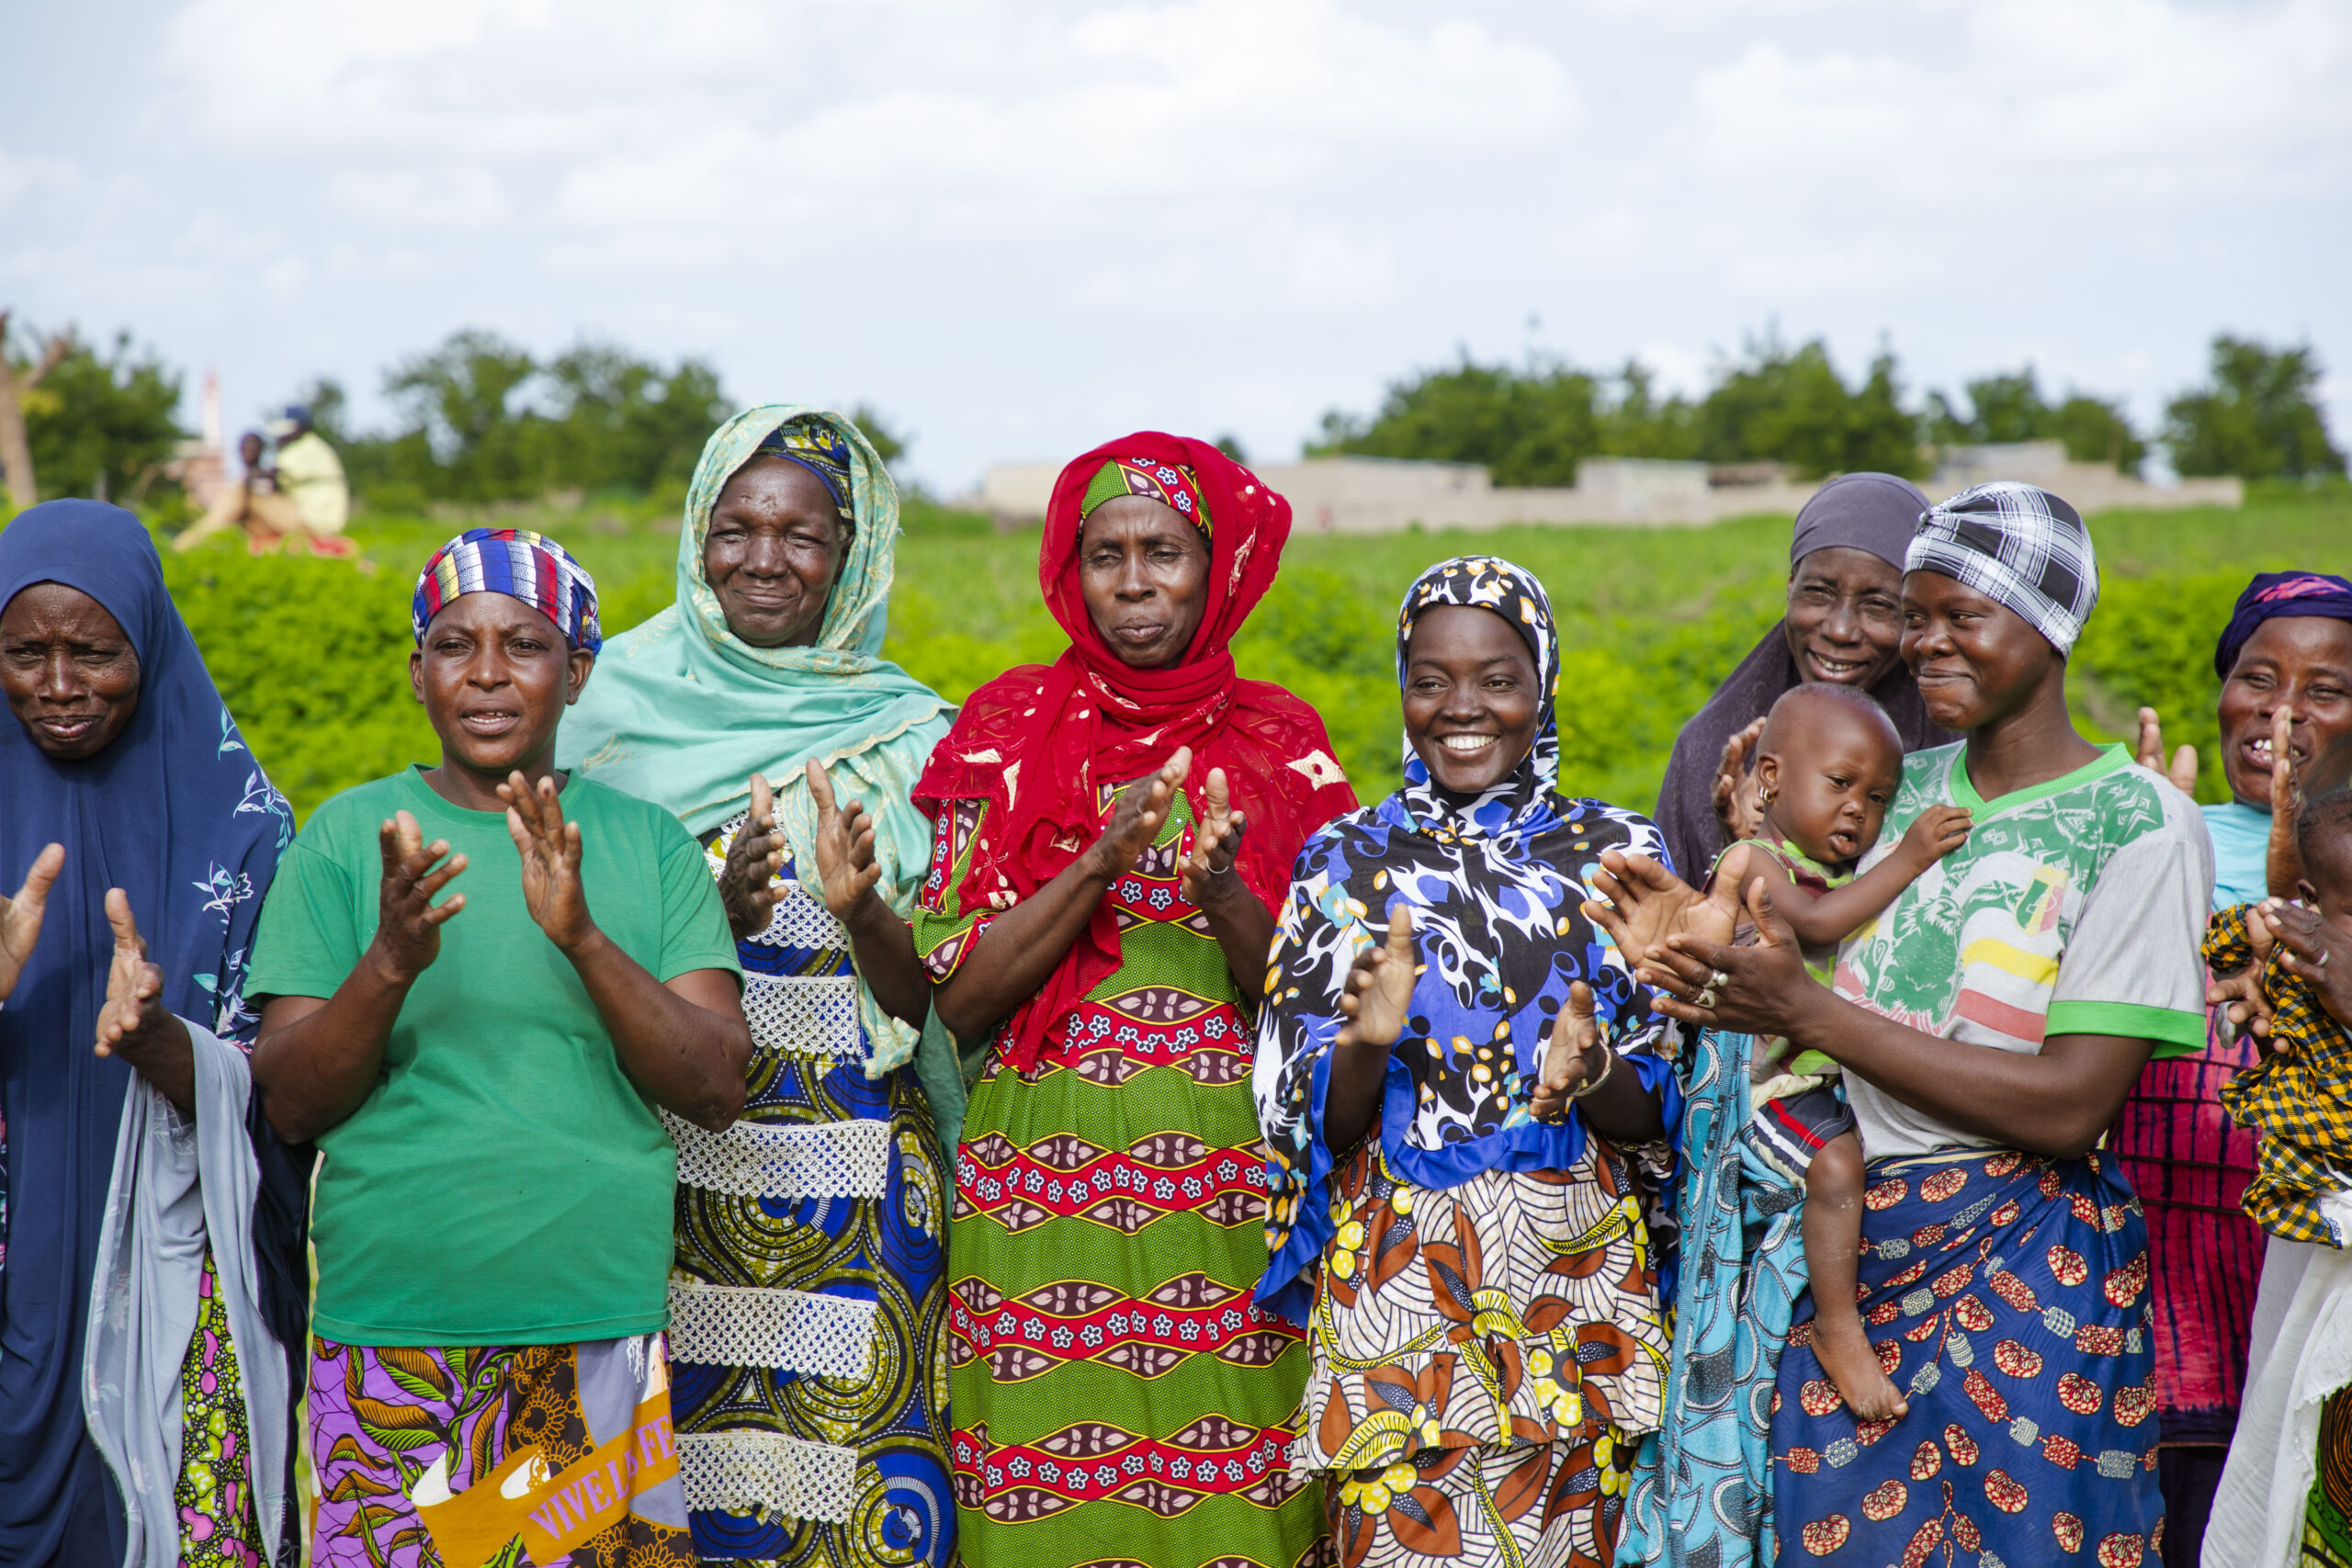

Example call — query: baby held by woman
[1710,684,1971,1419]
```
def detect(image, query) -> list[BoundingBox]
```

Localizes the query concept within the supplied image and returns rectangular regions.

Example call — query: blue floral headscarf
[1249,556,1681,1325]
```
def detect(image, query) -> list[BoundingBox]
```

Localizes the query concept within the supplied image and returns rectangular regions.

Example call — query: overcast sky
[6,0,2346,492]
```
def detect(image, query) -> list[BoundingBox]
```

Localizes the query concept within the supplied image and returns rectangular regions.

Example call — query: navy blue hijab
[0,502,300,1565]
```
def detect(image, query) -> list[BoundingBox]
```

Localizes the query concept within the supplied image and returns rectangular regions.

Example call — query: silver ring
[2322,948,2333,970]
[1695,987,1719,1010]
[1708,968,1731,990]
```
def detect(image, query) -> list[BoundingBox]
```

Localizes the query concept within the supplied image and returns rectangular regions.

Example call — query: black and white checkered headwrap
[1906,481,2099,653]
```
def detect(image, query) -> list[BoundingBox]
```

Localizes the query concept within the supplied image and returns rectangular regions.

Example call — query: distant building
[975,443,2241,533]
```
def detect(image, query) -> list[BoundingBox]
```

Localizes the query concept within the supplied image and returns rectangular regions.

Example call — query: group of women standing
[1,406,2345,1568]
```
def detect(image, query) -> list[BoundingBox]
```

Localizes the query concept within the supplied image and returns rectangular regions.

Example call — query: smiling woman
[1654,472,1952,882]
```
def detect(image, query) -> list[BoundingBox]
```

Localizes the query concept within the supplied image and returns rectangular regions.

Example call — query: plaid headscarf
[1079,456,1211,536]
[752,418,855,519]
[412,527,603,652]
[1906,481,2098,654]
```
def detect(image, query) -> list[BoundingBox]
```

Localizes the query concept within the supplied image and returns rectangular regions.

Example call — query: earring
[1758,786,1777,805]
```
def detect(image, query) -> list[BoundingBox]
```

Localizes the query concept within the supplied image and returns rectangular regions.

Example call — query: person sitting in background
[244,528,750,1568]
[174,407,353,558]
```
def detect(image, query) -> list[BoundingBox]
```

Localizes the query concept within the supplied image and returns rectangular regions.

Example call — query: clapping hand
[1712,718,1769,844]
[368,812,466,984]
[502,772,594,953]
[95,889,175,1060]
[1336,905,1418,1052]
[1179,767,1249,908]
[1086,749,1191,880]
[0,842,63,1003]
[808,760,885,920]
[2135,706,2202,794]
[1528,980,1608,1122]
[720,773,788,939]
[1581,847,1743,978]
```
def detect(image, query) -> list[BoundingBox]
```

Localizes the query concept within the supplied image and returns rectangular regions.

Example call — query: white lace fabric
[664,1111,891,1200]
[667,1279,878,1380]
[677,1429,860,1525]
[741,972,864,1059]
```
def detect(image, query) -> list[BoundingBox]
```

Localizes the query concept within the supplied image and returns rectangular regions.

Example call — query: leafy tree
[382,329,544,501]
[2164,336,2345,479]
[543,343,728,495]
[14,325,185,502]
[1310,355,1606,486]
[847,403,910,467]
[1926,367,2145,474]
[1311,333,1924,484]
[1695,334,1924,479]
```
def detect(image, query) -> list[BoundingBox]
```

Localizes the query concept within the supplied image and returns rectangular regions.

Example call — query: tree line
[1312,330,2343,485]
[0,317,2340,511]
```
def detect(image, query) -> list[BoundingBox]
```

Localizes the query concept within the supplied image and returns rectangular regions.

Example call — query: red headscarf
[913,433,1358,1071]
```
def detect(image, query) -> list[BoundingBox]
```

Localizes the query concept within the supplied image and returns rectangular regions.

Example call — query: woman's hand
[1641,874,1824,1039]
[808,760,885,921]
[0,842,62,1003]
[1179,767,1249,908]
[2135,706,2201,794]
[1529,980,1605,1121]
[95,889,196,1114]
[1337,904,1419,1051]
[1083,748,1191,881]
[366,812,467,984]
[502,773,594,953]
[2257,897,2352,1028]
[2267,707,2307,899]
[1582,847,1744,975]
[719,773,787,939]
[2209,905,2276,1041]
[1712,717,1768,844]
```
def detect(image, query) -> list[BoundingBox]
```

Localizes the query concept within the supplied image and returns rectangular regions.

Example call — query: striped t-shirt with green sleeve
[1830,742,2214,1161]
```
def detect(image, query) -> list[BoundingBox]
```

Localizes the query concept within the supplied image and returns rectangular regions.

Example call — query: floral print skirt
[1303,1144,1668,1568]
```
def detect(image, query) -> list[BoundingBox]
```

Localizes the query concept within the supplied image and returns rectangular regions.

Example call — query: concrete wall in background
[975,442,2243,532]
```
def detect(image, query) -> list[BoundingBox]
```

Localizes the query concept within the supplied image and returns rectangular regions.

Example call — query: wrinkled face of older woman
[0,582,142,761]
[1078,496,1208,670]
[2219,616,2352,809]
[1402,605,1543,795]
[706,457,850,649]
[411,592,594,779]
[1899,571,2059,733]
[1783,547,1905,689]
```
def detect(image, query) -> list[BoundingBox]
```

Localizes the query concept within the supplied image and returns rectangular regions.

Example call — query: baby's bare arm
[1770,806,1972,948]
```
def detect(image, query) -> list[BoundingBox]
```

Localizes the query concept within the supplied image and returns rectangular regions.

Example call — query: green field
[152,485,2352,823]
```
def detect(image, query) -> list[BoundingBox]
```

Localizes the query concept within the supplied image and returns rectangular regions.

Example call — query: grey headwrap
[1789,471,1932,570]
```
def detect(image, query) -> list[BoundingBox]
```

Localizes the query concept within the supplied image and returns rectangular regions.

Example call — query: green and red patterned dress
[918,787,1333,1568]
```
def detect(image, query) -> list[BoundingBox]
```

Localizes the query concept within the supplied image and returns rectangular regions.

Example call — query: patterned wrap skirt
[1770,1148,2163,1565]
[669,821,954,1567]
[1305,1145,1668,1568]
[308,1333,695,1568]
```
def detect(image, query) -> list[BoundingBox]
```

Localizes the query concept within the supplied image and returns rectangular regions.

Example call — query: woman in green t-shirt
[246,529,750,1568]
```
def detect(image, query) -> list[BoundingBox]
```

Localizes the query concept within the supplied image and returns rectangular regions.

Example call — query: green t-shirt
[1833,743,2213,1159]
[246,765,741,1346]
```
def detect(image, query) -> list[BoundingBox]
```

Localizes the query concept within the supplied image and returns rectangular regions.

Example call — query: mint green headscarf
[560,404,955,1093]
